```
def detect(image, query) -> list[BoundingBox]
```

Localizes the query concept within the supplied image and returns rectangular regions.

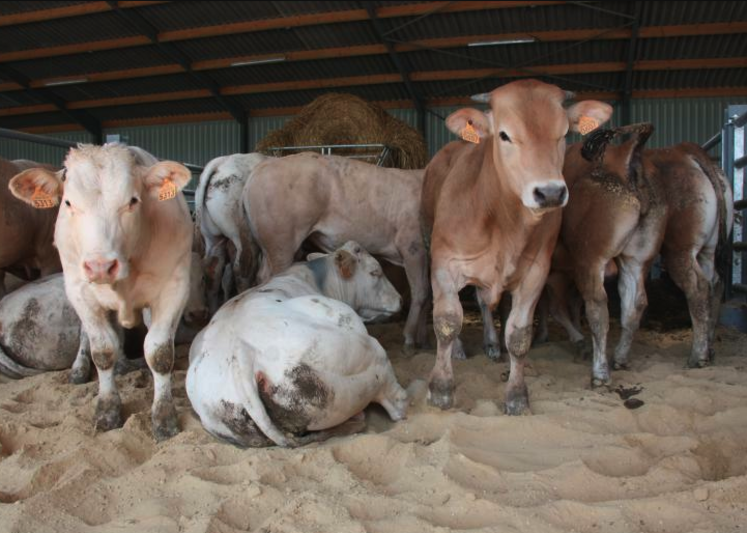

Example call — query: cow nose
[533,184,568,208]
[83,258,119,283]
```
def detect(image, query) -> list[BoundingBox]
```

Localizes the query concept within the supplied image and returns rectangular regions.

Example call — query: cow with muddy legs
[195,153,268,313]
[187,241,407,448]
[243,153,430,352]
[421,79,613,413]
[544,123,732,386]
[0,158,62,298]
[9,144,193,441]
[0,253,210,381]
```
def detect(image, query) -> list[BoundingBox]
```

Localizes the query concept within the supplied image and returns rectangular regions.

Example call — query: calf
[10,144,193,441]
[195,153,268,312]
[0,158,61,297]
[421,79,612,413]
[187,241,407,447]
[546,124,732,385]
[244,153,429,351]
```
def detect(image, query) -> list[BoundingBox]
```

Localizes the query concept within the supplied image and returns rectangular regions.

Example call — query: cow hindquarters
[428,267,464,409]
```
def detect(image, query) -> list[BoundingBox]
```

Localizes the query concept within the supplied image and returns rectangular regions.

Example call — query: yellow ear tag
[578,115,600,135]
[158,177,177,202]
[30,186,57,209]
[461,122,480,144]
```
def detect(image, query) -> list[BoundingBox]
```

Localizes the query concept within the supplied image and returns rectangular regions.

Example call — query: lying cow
[545,123,732,385]
[187,241,407,447]
[0,253,209,380]
[421,79,612,413]
[244,153,429,352]
[0,158,61,298]
[10,144,193,441]
[195,153,268,312]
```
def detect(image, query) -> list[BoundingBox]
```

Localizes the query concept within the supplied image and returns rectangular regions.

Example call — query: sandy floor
[1,313,746,533]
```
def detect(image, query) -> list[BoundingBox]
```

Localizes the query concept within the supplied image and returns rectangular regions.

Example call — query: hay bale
[255,93,427,169]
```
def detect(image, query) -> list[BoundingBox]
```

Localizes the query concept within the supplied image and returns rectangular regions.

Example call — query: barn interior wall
[3,98,747,169]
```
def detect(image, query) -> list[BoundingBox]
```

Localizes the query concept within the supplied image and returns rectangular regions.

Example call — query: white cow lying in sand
[187,241,408,447]
[0,253,209,381]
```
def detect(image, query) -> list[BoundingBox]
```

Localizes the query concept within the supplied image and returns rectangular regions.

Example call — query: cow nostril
[533,188,546,204]
[107,260,119,277]
[559,187,567,203]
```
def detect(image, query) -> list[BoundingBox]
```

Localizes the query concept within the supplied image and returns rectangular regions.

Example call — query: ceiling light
[44,78,88,87]
[230,56,286,67]
[468,38,536,47]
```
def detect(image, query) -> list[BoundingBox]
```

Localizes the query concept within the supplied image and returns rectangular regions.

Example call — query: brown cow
[421,79,612,414]
[545,123,732,386]
[244,153,429,350]
[0,158,61,297]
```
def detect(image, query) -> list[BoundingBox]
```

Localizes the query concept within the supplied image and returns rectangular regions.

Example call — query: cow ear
[9,167,63,209]
[445,108,491,140]
[334,250,357,279]
[143,161,191,200]
[306,252,326,261]
[567,100,613,134]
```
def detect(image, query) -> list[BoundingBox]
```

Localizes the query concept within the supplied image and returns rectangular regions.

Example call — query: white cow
[10,144,193,441]
[195,153,268,312]
[187,241,408,447]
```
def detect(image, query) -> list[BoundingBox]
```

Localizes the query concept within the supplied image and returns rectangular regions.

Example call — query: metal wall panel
[248,115,292,152]
[0,130,93,165]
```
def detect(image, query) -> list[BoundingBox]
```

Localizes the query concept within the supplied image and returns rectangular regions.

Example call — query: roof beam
[0,1,167,28]
[3,58,747,117]
[2,22,746,92]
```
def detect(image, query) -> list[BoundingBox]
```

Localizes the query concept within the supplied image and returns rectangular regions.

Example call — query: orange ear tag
[158,177,177,202]
[30,186,57,209]
[578,115,600,136]
[461,122,480,144]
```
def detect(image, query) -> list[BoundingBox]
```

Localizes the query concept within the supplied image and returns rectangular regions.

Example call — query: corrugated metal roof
[635,69,747,90]
[88,98,228,121]
[641,1,747,25]
[46,73,203,102]
[0,90,48,109]
[234,84,409,109]
[0,1,86,16]
[0,111,73,130]
[636,35,747,61]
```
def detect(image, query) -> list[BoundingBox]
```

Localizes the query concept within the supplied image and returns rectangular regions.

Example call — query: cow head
[307,241,402,322]
[9,144,191,285]
[445,79,613,214]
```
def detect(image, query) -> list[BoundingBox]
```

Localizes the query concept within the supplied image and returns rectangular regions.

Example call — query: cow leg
[612,257,649,370]
[69,327,92,384]
[533,289,549,345]
[705,252,722,362]
[477,290,502,361]
[402,246,430,353]
[498,293,510,354]
[665,250,714,368]
[545,273,585,354]
[577,263,611,388]
[428,268,464,409]
[204,239,228,314]
[234,224,258,293]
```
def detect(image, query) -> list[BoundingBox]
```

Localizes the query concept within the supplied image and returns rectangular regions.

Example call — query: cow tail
[0,344,43,379]
[232,341,292,447]
[193,157,224,254]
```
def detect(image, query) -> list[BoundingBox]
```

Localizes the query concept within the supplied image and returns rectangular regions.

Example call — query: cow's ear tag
[31,186,57,209]
[578,116,600,136]
[158,177,177,202]
[461,121,480,144]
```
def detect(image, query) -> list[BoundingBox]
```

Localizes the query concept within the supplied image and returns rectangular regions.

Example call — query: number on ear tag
[31,186,57,209]
[578,116,600,135]
[461,122,480,144]
[158,177,177,202]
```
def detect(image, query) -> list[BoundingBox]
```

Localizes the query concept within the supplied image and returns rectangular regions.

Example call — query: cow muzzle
[83,257,121,284]
[523,181,568,210]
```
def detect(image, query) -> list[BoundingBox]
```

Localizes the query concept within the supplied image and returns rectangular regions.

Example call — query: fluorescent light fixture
[468,37,536,47]
[230,56,286,67]
[44,78,88,87]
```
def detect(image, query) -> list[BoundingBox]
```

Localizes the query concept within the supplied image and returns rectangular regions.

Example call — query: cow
[0,158,61,298]
[186,241,407,447]
[421,79,613,414]
[243,153,429,351]
[544,123,732,386]
[195,153,268,312]
[0,253,209,381]
[9,144,193,441]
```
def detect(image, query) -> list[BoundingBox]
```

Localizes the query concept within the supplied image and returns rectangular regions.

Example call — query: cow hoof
[612,361,629,371]
[591,376,611,389]
[484,343,503,362]
[152,401,179,442]
[69,366,90,385]
[687,358,709,369]
[427,379,454,410]
[451,343,467,361]
[504,386,530,416]
[573,340,591,361]
[403,342,417,357]
[94,395,123,432]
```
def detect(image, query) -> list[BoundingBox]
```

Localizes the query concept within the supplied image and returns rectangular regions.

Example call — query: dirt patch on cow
[0,315,746,532]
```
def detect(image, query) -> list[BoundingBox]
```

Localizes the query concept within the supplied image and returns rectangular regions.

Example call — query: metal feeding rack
[265,143,393,167]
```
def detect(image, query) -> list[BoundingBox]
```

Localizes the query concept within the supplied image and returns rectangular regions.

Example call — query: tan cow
[545,123,732,385]
[421,79,612,414]
[0,158,61,297]
[9,144,193,441]
[244,153,429,350]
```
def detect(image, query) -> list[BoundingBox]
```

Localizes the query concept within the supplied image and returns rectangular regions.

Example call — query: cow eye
[371,270,383,278]
[499,131,512,143]
[129,197,139,207]
[64,199,71,208]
